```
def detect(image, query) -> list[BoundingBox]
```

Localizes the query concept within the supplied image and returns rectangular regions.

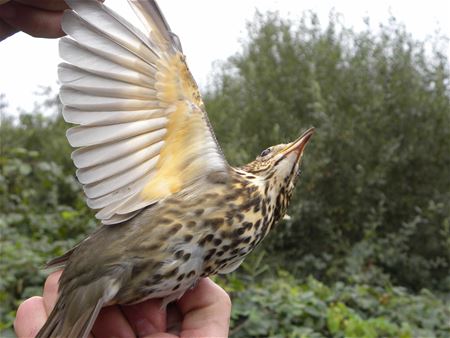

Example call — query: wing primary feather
[71,130,167,168]
[59,39,156,87]
[62,107,167,126]
[86,175,151,210]
[59,65,157,100]
[66,118,168,147]
[83,156,159,199]
[60,87,165,112]
[61,11,159,74]
[127,0,182,52]
[76,141,164,184]
[65,0,160,57]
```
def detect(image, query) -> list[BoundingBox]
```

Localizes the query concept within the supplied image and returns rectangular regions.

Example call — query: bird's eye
[260,148,271,157]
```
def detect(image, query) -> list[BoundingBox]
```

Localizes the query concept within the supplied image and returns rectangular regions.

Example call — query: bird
[36,0,314,337]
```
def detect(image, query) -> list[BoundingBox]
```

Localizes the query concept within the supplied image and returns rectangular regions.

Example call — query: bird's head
[242,127,314,196]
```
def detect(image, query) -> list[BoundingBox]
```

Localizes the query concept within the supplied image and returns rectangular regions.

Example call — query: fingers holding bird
[178,278,231,337]
[15,271,230,338]
[0,0,67,40]
[121,299,167,336]
[14,296,47,338]
[42,270,61,315]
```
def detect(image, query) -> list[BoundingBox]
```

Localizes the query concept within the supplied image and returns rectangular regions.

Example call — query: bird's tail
[36,274,121,338]
[35,299,98,338]
[36,282,104,338]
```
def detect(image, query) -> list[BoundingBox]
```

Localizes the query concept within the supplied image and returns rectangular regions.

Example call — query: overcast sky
[1,0,449,114]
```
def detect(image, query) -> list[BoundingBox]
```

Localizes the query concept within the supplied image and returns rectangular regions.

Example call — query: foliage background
[1,11,450,337]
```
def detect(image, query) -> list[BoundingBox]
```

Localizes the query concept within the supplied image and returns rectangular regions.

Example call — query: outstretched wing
[59,0,228,225]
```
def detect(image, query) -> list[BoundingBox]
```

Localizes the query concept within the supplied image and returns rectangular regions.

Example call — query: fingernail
[0,3,16,19]
[135,318,158,336]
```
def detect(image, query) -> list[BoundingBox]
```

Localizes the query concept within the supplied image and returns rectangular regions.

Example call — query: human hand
[0,0,68,41]
[14,270,231,337]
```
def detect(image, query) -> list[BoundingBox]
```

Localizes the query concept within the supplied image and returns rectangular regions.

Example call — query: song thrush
[37,1,314,337]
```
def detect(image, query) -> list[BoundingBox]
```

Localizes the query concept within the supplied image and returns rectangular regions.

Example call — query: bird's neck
[230,167,291,235]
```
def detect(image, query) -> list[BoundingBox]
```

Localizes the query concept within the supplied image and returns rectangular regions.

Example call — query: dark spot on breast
[131,262,147,277]
[199,234,214,246]
[254,219,261,230]
[187,221,196,229]
[194,209,204,216]
[231,238,242,247]
[172,284,180,291]
[168,223,182,236]
[234,227,246,236]
[205,248,217,261]
[217,250,224,257]
[204,218,223,230]
[184,234,193,242]
[243,221,253,230]
[177,273,185,281]
[159,233,171,241]
[243,236,251,244]
[222,245,230,251]
[213,238,222,246]
[159,218,172,225]
[144,243,161,251]
[153,274,163,282]
[225,212,234,226]
[236,213,244,222]
[187,270,195,278]
[183,253,191,261]
[225,194,234,202]
[219,255,237,265]
[165,267,179,278]
[253,196,262,211]
[175,250,184,259]
[266,171,275,180]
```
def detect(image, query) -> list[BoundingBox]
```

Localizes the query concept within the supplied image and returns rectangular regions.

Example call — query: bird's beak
[281,127,315,158]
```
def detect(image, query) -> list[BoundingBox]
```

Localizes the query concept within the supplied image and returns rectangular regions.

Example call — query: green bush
[0,113,95,329]
[219,270,450,338]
